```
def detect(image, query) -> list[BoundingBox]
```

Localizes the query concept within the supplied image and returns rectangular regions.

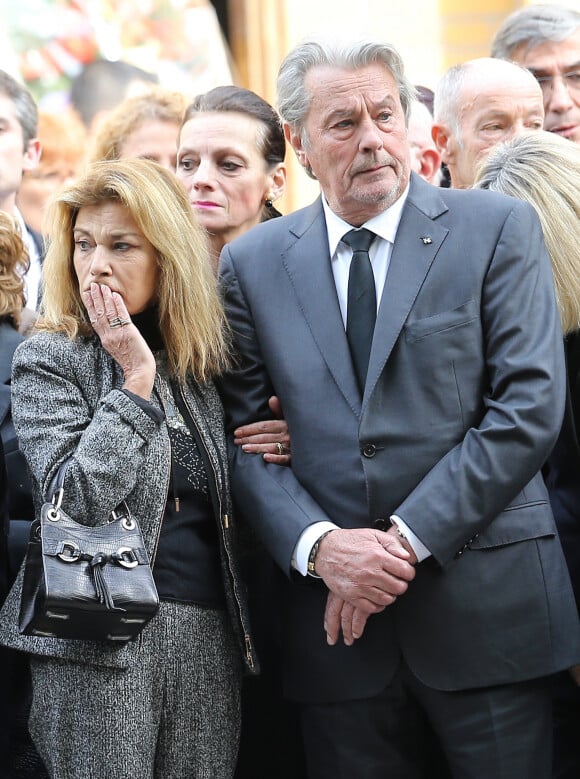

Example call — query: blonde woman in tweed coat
[0,159,256,778]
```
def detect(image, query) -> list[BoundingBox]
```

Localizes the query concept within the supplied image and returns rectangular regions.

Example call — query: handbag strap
[47,458,132,522]
[47,460,68,509]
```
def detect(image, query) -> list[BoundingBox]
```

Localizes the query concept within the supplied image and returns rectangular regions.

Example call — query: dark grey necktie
[343,228,377,392]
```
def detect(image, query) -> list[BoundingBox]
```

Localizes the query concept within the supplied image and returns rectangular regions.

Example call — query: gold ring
[276,442,284,456]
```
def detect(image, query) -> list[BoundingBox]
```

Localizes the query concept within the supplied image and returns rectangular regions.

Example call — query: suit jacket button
[362,443,376,458]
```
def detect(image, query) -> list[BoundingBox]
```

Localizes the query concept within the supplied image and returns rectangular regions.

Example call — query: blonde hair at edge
[0,211,28,330]
[88,87,186,163]
[475,131,580,336]
[39,158,230,381]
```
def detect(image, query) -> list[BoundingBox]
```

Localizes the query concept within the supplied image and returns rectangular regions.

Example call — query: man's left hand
[324,591,383,646]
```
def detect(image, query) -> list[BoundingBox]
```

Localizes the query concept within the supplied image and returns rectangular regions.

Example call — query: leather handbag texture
[18,463,159,642]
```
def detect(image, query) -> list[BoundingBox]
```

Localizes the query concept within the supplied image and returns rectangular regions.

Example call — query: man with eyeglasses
[492,4,580,145]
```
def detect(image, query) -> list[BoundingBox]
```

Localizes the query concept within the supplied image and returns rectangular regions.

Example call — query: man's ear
[417,148,442,185]
[431,123,454,166]
[22,138,41,172]
[284,123,310,172]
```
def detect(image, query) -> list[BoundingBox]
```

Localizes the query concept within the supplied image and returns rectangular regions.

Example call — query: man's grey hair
[276,37,416,140]
[433,62,476,142]
[0,70,38,148]
[433,58,539,143]
[491,4,580,60]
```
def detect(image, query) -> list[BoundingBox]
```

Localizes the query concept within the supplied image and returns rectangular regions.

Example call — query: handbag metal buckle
[46,507,61,523]
[57,541,81,563]
[121,516,136,531]
[111,506,136,531]
[116,547,139,569]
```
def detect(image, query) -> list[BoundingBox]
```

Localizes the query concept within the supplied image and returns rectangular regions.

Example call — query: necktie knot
[342,228,375,253]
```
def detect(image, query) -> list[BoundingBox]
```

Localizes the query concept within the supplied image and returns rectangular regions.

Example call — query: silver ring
[276,442,284,456]
[119,318,131,327]
[109,317,122,328]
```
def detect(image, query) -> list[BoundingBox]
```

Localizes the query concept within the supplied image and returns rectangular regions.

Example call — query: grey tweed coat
[0,330,256,673]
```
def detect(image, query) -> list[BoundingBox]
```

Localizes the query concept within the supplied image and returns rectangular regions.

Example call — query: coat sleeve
[11,333,163,525]
[218,245,333,574]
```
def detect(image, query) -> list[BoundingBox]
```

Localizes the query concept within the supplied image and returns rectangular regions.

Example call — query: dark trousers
[552,671,580,779]
[0,647,48,779]
[235,551,307,779]
[300,662,553,779]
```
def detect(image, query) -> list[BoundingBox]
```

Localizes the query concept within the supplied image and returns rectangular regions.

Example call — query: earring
[265,196,273,208]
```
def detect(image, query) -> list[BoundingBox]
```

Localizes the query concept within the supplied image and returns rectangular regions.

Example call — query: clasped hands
[315,527,417,647]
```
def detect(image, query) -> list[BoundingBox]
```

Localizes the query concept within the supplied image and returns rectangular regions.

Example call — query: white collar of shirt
[322,185,409,327]
[322,186,409,258]
[14,207,42,311]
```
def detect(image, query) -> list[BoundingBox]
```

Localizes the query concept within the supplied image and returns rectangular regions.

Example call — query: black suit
[0,437,8,605]
[544,330,580,779]
[0,320,47,779]
[0,321,34,551]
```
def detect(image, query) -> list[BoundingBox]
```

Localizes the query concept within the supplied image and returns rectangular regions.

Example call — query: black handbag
[19,461,159,642]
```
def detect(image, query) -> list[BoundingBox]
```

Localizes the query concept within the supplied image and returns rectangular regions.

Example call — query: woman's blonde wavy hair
[475,130,580,336]
[88,87,185,163]
[39,158,230,381]
[0,211,29,330]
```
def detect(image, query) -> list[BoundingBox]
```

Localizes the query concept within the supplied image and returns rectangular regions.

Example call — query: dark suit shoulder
[25,224,45,260]
[0,322,25,384]
[224,199,324,256]
[430,179,531,216]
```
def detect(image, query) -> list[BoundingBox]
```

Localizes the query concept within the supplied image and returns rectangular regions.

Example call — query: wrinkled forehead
[304,63,401,118]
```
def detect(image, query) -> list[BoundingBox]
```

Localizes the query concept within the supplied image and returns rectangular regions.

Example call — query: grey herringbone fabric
[29,601,242,778]
[0,330,256,776]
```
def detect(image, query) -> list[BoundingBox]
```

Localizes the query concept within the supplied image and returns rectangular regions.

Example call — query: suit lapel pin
[420,236,432,244]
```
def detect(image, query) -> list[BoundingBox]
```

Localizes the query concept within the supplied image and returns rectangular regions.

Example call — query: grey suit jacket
[218,173,580,703]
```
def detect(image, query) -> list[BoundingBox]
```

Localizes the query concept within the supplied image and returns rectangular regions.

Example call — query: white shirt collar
[322,184,410,258]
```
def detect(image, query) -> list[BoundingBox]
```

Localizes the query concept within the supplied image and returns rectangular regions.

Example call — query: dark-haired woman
[176,85,286,273]
[177,87,305,777]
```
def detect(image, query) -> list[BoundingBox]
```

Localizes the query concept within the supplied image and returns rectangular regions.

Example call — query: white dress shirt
[292,189,431,575]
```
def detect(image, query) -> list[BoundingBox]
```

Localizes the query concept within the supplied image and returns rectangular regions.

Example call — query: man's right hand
[314,527,416,611]
[315,527,416,646]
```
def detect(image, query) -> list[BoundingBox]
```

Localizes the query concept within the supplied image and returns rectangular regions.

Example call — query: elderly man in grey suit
[218,37,580,779]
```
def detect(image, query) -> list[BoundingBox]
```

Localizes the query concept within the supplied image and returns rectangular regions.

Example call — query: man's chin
[354,181,405,207]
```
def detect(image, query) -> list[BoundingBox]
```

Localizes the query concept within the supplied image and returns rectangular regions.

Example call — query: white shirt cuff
[292,521,340,575]
[390,515,431,562]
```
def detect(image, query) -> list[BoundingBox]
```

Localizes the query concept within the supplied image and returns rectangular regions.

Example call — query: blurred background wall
[1,0,576,209]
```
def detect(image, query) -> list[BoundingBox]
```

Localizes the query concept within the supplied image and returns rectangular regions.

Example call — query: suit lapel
[282,199,362,416]
[363,176,449,409]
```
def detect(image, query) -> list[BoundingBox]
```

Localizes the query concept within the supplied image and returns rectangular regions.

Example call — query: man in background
[69,59,158,137]
[0,70,42,316]
[432,57,544,189]
[408,99,441,185]
[492,4,580,145]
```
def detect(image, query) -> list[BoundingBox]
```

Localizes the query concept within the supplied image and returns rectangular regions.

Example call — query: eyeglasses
[534,70,580,98]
